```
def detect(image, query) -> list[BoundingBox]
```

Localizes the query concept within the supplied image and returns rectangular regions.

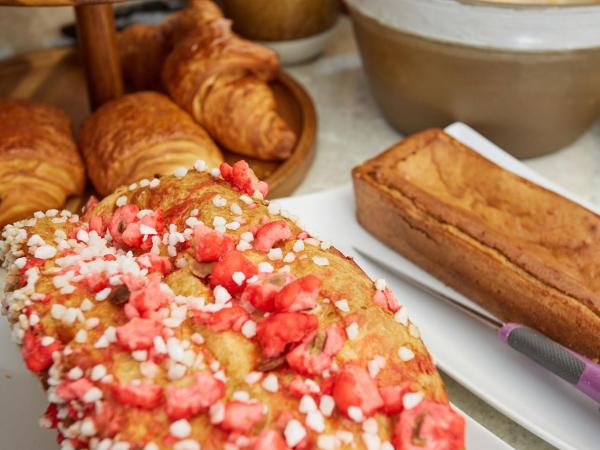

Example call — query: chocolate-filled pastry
[0,98,85,228]
[116,0,235,90]
[79,92,223,196]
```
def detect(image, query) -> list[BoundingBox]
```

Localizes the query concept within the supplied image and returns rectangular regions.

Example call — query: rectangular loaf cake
[352,129,600,361]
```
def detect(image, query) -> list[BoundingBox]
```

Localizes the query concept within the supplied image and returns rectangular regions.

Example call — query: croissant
[0,99,85,228]
[1,162,465,450]
[163,17,297,161]
[79,91,223,196]
[117,0,225,91]
[118,24,171,91]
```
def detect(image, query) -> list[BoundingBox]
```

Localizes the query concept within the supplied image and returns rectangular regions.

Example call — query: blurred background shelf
[0,0,123,5]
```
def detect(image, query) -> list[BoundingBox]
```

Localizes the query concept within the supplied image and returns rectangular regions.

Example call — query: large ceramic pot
[347,0,600,158]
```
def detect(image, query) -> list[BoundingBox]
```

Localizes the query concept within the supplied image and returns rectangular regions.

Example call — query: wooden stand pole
[75,3,124,109]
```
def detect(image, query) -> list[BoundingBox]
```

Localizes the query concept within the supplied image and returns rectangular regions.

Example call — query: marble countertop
[288,17,600,450]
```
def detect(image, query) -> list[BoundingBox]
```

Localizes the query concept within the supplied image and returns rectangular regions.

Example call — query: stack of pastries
[0,0,300,225]
[0,162,465,449]
[119,0,297,161]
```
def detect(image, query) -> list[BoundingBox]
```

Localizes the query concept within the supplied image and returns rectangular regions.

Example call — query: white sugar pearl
[306,411,325,432]
[346,322,359,340]
[348,406,364,423]
[240,231,254,242]
[262,374,279,393]
[212,195,227,207]
[244,371,263,385]
[213,286,232,303]
[80,417,96,437]
[317,435,338,450]
[241,320,257,338]
[292,240,304,252]
[67,367,83,380]
[232,271,246,286]
[174,440,200,450]
[319,395,335,417]
[398,346,415,362]
[174,167,188,178]
[74,329,88,343]
[115,196,128,207]
[312,256,329,266]
[83,387,103,403]
[34,245,57,259]
[299,395,317,413]
[403,392,424,410]
[284,419,307,448]
[394,308,409,326]
[169,419,191,439]
[375,278,387,291]
[268,248,283,261]
[258,262,274,273]
[334,299,349,312]
[90,364,107,381]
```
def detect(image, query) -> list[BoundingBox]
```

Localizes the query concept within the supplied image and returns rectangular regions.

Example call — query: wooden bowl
[0,47,317,199]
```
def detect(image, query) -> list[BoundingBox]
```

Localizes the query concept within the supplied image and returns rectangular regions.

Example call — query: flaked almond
[191,261,216,280]
[256,355,286,372]
[108,285,130,306]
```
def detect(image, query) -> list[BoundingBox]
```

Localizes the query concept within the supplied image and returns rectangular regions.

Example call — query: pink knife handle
[499,323,600,404]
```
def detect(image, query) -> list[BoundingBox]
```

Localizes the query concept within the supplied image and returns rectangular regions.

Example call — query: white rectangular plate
[277,123,600,450]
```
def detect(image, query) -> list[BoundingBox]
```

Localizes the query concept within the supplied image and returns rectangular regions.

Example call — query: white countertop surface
[287,17,600,450]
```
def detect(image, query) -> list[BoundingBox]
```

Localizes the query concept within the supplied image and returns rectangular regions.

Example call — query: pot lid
[348,0,600,51]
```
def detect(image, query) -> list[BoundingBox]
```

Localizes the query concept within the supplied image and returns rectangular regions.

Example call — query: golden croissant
[0,98,85,228]
[1,161,464,449]
[163,17,296,161]
[118,24,172,91]
[79,91,223,197]
[117,0,224,91]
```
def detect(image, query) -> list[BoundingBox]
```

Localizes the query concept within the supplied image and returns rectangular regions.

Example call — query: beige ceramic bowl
[347,0,600,158]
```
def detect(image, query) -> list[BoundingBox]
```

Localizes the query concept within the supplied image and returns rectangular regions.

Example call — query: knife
[353,246,600,404]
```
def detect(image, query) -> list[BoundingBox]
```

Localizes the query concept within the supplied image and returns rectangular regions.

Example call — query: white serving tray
[277,123,600,450]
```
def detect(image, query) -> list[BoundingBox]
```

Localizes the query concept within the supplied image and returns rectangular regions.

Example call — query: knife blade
[353,245,600,404]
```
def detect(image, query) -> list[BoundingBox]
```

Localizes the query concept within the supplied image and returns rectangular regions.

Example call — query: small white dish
[258,27,335,66]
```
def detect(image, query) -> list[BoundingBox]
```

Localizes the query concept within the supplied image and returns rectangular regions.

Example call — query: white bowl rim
[347,0,600,51]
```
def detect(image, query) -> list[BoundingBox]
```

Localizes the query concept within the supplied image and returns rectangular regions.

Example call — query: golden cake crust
[352,128,600,361]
